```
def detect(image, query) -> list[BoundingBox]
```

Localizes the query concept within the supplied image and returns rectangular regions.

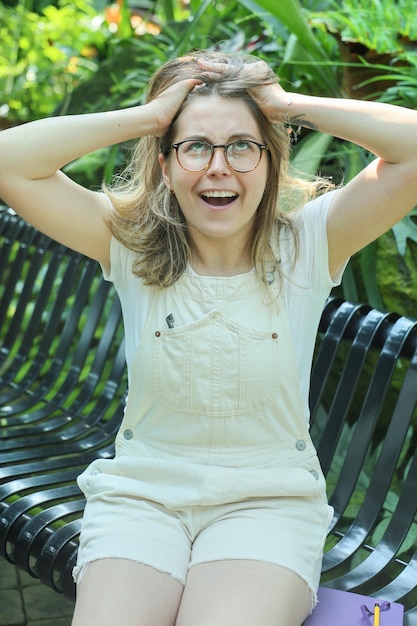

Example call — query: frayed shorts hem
[188,556,318,611]
[72,557,187,586]
[73,555,318,614]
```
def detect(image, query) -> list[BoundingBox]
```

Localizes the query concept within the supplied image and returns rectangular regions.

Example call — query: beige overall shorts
[74,269,333,604]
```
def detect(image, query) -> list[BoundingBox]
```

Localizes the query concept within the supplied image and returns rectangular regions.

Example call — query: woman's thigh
[176,560,312,626]
[71,558,184,626]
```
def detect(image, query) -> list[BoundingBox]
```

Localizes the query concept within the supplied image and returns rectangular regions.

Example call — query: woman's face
[159,94,269,252]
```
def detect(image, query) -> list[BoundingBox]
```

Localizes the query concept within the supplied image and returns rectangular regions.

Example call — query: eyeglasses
[166,139,269,173]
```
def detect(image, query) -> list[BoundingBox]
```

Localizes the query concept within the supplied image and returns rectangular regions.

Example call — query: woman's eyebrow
[179,132,261,143]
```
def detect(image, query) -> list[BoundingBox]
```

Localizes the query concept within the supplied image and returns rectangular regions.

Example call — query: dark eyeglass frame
[166,139,269,173]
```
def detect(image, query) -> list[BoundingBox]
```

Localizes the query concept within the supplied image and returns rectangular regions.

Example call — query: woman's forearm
[0,106,155,181]
[284,93,417,165]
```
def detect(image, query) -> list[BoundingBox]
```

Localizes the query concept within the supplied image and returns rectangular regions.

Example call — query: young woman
[1,51,417,626]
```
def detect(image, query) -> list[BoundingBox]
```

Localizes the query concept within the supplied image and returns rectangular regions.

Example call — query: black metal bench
[1,206,417,623]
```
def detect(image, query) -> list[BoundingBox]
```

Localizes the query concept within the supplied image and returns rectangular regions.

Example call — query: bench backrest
[0,207,127,597]
[311,299,417,623]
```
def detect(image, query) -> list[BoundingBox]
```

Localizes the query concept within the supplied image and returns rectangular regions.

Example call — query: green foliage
[0,0,108,123]
[312,0,417,54]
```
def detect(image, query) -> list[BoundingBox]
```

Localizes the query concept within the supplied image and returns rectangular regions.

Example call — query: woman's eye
[187,141,209,155]
[232,140,251,153]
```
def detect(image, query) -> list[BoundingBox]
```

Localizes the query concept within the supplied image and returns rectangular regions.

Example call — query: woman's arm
[283,94,417,277]
[0,108,156,268]
[0,78,200,266]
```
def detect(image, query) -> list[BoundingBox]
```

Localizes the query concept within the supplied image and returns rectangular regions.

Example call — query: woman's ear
[158,152,173,192]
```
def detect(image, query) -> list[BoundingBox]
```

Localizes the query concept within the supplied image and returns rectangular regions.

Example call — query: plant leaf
[290,131,333,176]
[392,210,417,256]
[359,243,384,310]
[247,0,325,59]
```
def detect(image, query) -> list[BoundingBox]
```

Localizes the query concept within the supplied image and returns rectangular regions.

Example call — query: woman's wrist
[283,94,295,124]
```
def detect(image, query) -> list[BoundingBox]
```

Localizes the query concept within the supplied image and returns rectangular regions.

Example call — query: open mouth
[200,190,238,207]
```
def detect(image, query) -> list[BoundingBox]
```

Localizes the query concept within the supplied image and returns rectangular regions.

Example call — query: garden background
[1,0,417,315]
[2,0,417,596]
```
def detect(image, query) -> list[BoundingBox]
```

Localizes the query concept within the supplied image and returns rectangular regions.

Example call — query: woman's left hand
[197,57,289,123]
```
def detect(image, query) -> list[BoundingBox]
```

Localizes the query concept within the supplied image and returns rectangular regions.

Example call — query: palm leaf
[237,0,340,93]
[290,131,333,176]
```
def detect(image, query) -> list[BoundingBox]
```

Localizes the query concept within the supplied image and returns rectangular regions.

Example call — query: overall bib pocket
[153,309,278,416]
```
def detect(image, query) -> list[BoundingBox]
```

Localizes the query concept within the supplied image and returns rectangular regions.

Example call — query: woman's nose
[206,147,231,174]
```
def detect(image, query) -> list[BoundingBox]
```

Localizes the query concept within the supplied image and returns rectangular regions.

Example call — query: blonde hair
[105,50,332,288]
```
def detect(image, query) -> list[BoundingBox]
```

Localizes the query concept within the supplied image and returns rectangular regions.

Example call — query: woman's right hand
[145,78,203,137]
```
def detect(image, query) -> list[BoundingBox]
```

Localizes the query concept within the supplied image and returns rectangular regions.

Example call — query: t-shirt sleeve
[99,194,136,288]
[100,234,135,289]
[287,188,347,299]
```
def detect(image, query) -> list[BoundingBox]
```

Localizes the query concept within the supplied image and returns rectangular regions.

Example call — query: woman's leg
[176,560,312,626]
[71,559,184,626]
